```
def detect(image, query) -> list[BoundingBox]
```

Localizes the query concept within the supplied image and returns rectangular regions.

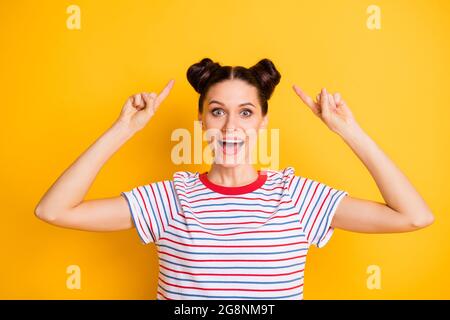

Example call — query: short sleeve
[288,174,348,248]
[121,180,177,245]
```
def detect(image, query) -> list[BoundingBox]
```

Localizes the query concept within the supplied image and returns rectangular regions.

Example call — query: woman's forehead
[206,80,259,105]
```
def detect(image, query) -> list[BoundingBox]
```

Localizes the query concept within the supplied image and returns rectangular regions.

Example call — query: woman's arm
[333,123,434,232]
[35,121,135,230]
[35,80,175,231]
[292,86,434,233]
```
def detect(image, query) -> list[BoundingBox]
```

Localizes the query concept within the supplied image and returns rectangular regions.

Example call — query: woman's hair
[186,58,281,116]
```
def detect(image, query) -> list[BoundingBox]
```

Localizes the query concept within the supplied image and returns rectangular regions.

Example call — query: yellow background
[1,0,449,299]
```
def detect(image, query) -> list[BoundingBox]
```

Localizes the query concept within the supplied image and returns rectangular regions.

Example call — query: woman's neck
[206,164,259,187]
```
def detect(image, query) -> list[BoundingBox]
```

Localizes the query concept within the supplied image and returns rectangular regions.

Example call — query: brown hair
[186,58,281,116]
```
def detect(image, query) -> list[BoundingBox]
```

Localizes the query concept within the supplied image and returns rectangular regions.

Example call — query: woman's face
[198,79,268,167]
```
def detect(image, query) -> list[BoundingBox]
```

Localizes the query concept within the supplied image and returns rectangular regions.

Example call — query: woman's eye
[241,109,252,117]
[211,108,224,116]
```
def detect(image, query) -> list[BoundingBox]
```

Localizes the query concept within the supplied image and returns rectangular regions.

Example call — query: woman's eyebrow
[208,100,256,108]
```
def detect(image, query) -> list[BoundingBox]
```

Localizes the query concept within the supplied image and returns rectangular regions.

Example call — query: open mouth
[217,139,245,156]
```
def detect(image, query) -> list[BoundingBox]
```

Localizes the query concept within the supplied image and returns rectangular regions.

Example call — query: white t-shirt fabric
[121,166,348,300]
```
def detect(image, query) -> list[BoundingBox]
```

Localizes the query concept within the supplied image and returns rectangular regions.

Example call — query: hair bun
[249,59,281,100]
[187,58,222,94]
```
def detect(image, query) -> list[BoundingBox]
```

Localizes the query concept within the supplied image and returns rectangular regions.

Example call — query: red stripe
[160,264,304,277]
[175,184,287,195]
[158,250,307,263]
[307,187,332,241]
[182,179,201,186]
[150,184,165,235]
[300,181,319,224]
[259,185,288,192]
[178,203,292,215]
[135,210,150,242]
[188,195,285,204]
[184,179,206,190]
[176,185,208,195]
[162,181,175,220]
[157,290,172,300]
[177,174,201,183]
[158,277,303,292]
[183,215,264,225]
[294,178,308,208]
[169,224,302,237]
[288,175,295,191]
[136,187,155,240]
[267,172,277,178]
[179,212,299,226]
[159,237,308,248]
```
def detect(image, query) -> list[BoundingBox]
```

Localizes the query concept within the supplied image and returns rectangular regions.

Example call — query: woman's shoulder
[172,169,200,183]
[264,166,296,181]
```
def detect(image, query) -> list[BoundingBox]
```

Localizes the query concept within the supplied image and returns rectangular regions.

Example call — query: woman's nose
[223,114,238,131]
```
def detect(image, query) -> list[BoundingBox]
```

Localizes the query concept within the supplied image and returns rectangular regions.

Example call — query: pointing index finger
[154,79,175,109]
[292,84,319,110]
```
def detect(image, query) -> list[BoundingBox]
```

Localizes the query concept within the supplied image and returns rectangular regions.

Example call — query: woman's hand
[116,79,175,134]
[292,85,358,137]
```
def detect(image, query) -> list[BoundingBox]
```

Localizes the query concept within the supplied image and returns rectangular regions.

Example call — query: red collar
[199,170,267,195]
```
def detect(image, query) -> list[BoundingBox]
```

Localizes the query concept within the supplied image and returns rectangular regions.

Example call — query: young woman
[35,58,434,300]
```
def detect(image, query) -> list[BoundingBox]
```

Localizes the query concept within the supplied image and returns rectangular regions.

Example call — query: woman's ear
[260,114,269,130]
[198,113,204,129]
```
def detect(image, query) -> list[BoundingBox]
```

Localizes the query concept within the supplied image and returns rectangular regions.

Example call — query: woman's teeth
[218,139,245,155]
[219,139,244,146]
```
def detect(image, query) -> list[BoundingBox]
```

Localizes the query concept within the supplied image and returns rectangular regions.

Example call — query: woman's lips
[217,139,245,156]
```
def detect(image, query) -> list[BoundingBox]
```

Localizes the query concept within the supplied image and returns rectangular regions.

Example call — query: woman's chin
[213,162,242,168]
[213,155,252,167]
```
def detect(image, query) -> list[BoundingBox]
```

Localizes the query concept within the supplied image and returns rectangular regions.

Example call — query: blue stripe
[169,181,184,217]
[173,216,298,231]
[251,190,284,197]
[170,217,300,231]
[189,202,285,210]
[315,190,347,245]
[264,178,284,185]
[304,183,327,230]
[290,176,301,200]
[178,213,294,220]
[312,189,338,243]
[179,189,285,200]
[160,270,304,283]
[158,284,302,299]
[142,186,161,239]
[156,182,170,232]
[130,189,155,242]
[159,258,305,270]
[165,230,305,242]
[185,177,198,184]
[177,205,296,217]
[158,244,307,255]
[121,192,151,244]
[179,190,217,199]
[297,179,314,222]
[183,220,299,231]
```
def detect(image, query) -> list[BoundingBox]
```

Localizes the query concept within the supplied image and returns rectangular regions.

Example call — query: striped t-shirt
[121,166,348,300]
